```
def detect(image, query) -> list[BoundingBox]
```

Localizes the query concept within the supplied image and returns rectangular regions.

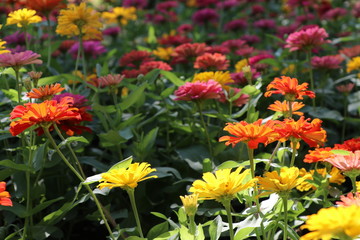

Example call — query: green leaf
[151,212,168,221]
[31,225,62,240]
[144,69,161,84]
[160,70,185,86]
[141,127,159,153]
[216,161,241,170]
[119,83,147,111]
[209,215,222,240]
[241,85,260,96]
[126,237,147,240]
[29,197,63,216]
[37,75,63,86]
[234,227,255,240]
[1,89,18,102]
[179,225,193,240]
[161,86,176,98]
[109,156,133,171]
[0,160,34,172]
[0,202,26,218]
[153,229,179,240]
[331,149,351,155]
[98,130,127,147]
[32,143,47,172]
[58,136,89,148]
[147,222,169,240]
[197,224,205,240]
[278,221,300,240]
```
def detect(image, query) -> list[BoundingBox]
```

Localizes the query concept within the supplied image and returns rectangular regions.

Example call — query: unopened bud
[23,78,33,92]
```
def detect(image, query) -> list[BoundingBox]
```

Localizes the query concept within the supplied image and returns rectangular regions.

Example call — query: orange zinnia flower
[9,97,81,136]
[219,119,280,149]
[303,147,335,163]
[0,182,12,206]
[268,100,304,117]
[274,116,327,148]
[264,76,315,101]
[26,83,65,100]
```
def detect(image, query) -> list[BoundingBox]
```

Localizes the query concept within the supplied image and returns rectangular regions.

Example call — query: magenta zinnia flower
[325,151,360,172]
[311,55,343,70]
[69,41,106,59]
[192,8,219,25]
[174,80,222,101]
[0,50,42,69]
[285,26,331,52]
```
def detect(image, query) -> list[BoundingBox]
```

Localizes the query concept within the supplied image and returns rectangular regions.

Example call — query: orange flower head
[268,100,304,117]
[0,182,12,206]
[219,119,280,149]
[194,53,230,71]
[265,76,315,101]
[9,96,81,136]
[26,83,65,100]
[274,116,327,148]
[304,147,335,163]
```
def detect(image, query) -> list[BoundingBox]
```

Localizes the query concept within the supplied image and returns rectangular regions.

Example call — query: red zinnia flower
[264,76,315,101]
[174,80,222,101]
[119,50,154,68]
[26,0,64,14]
[171,43,207,64]
[194,53,229,71]
[334,138,360,152]
[139,61,172,74]
[0,182,12,206]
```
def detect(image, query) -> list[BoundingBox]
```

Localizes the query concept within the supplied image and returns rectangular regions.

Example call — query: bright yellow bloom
[102,7,137,26]
[97,162,157,190]
[296,167,345,192]
[347,56,360,73]
[153,47,174,61]
[281,64,296,75]
[180,194,198,217]
[235,59,249,73]
[257,167,311,195]
[192,71,234,90]
[357,181,360,191]
[300,205,360,240]
[56,3,102,40]
[189,167,257,203]
[0,40,9,55]
[6,8,42,28]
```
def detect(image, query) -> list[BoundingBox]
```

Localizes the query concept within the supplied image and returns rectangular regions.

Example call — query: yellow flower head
[102,7,137,26]
[189,167,257,203]
[56,3,102,40]
[257,167,311,195]
[6,8,42,28]
[97,162,157,191]
[153,47,174,61]
[0,40,10,55]
[300,205,360,240]
[180,194,198,217]
[235,59,249,73]
[281,64,296,75]
[347,56,360,73]
[192,71,234,90]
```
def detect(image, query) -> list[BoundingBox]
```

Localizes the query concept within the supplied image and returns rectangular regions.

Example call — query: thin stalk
[127,189,144,238]
[14,68,21,103]
[46,16,52,68]
[79,35,87,81]
[350,175,357,193]
[223,201,234,240]
[43,127,116,240]
[289,143,297,167]
[195,101,213,158]
[287,100,293,119]
[282,196,289,240]
[188,215,196,239]
[341,93,348,143]
[306,51,315,107]
[265,141,281,171]
[247,147,256,179]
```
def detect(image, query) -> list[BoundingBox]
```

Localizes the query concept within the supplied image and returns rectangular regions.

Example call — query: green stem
[127,189,144,238]
[289,143,297,167]
[287,100,293,119]
[265,141,281,171]
[195,101,213,158]
[282,196,289,240]
[223,201,234,240]
[189,215,196,238]
[46,16,52,68]
[14,68,21,103]
[306,51,315,108]
[341,93,348,143]
[247,147,256,179]
[79,35,87,81]
[350,175,357,193]
[43,127,115,240]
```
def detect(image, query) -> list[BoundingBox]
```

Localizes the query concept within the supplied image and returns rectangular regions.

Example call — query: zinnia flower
[334,138,360,152]
[264,76,315,101]
[325,150,360,173]
[119,50,154,68]
[6,8,42,28]
[336,83,355,94]
[257,167,311,195]
[192,71,234,90]
[102,7,137,26]
[189,166,257,203]
[192,8,219,25]
[139,61,172,74]
[303,147,335,163]
[0,50,42,69]
[285,26,331,52]
[26,83,65,100]
[9,96,81,136]
[152,47,173,61]
[311,55,343,70]
[171,43,207,64]
[274,117,327,148]
[174,80,222,101]
[268,100,305,117]
[218,88,249,107]
[346,56,360,73]
[97,162,157,190]
[0,40,9,54]
[180,194,198,217]
[219,119,279,149]
[26,0,64,15]
[194,53,229,71]
[56,3,102,40]
[0,182,12,206]
[336,192,360,206]
[92,74,125,88]
[300,205,360,240]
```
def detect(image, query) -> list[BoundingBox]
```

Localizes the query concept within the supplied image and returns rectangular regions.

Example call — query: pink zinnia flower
[91,74,125,88]
[119,50,154,68]
[218,88,249,107]
[311,55,343,69]
[156,1,178,12]
[224,19,247,32]
[216,0,239,9]
[336,83,355,94]
[322,7,347,20]
[157,34,192,47]
[325,151,360,172]
[177,24,193,34]
[192,8,219,25]
[285,26,331,52]
[253,19,276,30]
[139,61,172,74]
[221,39,246,52]
[171,43,207,64]
[205,45,230,55]
[194,53,229,71]
[69,41,106,59]
[103,26,121,37]
[336,192,360,207]
[123,0,148,9]
[0,50,42,69]
[231,69,260,86]
[240,35,260,45]
[174,80,222,101]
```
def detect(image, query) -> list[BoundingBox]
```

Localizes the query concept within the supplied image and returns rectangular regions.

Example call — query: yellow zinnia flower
[192,71,234,90]
[300,205,360,240]
[0,40,9,55]
[102,7,137,26]
[257,167,311,195]
[189,167,257,203]
[97,162,157,191]
[347,56,360,73]
[234,59,249,73]
[153,47,174,61]
[180,194,198,217]
[6,8,42,28]
[56,3,102,40]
